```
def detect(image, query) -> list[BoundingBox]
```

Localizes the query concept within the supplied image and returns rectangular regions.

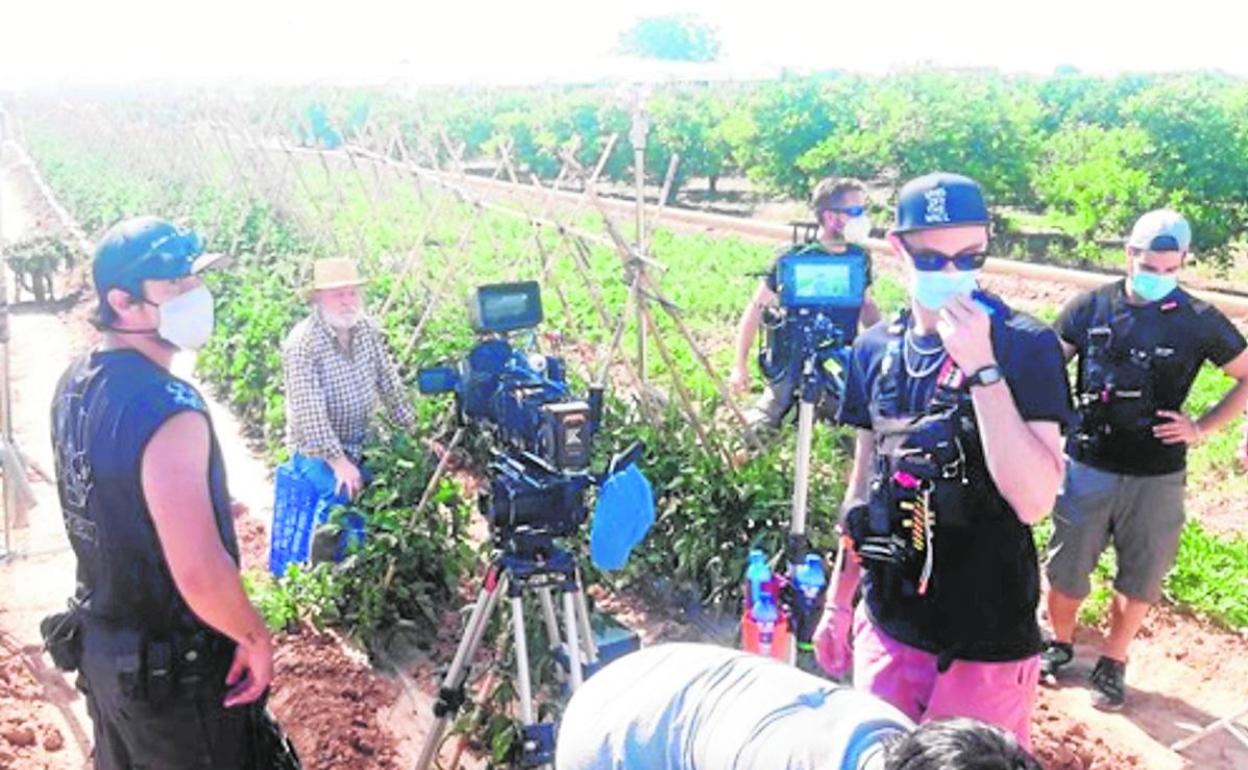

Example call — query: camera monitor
[774,252,868,310]
[469,281,544,334]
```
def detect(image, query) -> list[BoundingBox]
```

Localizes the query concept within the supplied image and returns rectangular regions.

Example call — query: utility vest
[1072,286,1166,450]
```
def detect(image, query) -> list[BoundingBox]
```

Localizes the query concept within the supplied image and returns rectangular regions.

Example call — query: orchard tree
[618,15,721,62]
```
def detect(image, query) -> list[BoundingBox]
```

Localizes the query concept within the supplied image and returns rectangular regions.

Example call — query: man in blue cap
[1041,209,1248,709]
[48,216,282,768]
[813,173,1073,749]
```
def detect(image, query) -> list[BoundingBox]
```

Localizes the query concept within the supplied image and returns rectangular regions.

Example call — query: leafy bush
[1034,125,1161,244]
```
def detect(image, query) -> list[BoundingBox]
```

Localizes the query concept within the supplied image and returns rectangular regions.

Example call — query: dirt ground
[2,147,1247,770]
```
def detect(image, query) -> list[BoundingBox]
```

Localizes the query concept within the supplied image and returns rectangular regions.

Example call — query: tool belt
[74,618,235,706]
[40,602,85,673]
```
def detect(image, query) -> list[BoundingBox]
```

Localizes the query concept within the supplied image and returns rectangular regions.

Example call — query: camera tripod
[414,540,598,770]
[784,343,850,663]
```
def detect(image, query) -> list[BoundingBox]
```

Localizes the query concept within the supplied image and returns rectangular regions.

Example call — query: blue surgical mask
[1131,271,1178,303]
[912,269,980,310]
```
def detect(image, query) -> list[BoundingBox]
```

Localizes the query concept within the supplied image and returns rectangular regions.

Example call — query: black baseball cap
[892,172,990,234]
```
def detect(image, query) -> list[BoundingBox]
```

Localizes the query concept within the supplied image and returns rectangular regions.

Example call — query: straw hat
[304,258,366,298]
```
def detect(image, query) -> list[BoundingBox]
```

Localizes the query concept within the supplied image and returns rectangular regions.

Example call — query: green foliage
[720,75,863,199]
[333,431,478,647]
[1165,521,1248,629]
[609,404,850,607]
[1032,72,1155,132]
[6,234,75,302]
[1034,125,1162,242]
[863,71,1044,205]
[617,14,721,62]
[1121,74,1248,261]
[648,89,736,193]
[245,431,477,645]
[199,265,305,455]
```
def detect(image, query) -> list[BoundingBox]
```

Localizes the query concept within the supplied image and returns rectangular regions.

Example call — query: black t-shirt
[838,314,1073,432]
[1056,280,1247,476]
[837,309,1073,659]
[764,241,874,293]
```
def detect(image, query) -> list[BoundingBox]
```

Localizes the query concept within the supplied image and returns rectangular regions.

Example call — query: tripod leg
[788,397,816,665]
[413,572,508,770]
[538,587,562,656]
[561,589,584,691]
[790,398,815,541]
[511,586,557,767]
[573,572,599,668]
[511,595,536,726]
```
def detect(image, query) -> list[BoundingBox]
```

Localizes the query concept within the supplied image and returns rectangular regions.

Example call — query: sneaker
[1089,656,1126,711]
[1039,640,1075,681]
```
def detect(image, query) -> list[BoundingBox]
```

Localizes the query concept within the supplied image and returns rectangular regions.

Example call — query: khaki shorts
[1044,458,1186,604]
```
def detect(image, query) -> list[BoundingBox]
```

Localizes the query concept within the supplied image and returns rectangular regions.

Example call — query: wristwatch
[967,364,1004,388]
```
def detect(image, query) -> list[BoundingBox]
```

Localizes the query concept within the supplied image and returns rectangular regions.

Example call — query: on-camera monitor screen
[791,261,852,301]
[482,288,534,326]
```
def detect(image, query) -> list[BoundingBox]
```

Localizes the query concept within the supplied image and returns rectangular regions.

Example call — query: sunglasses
[905,248,989,272]
[828,205,867,217]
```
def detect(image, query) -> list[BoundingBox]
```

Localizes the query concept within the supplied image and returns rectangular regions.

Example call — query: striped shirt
[281,307,416,461]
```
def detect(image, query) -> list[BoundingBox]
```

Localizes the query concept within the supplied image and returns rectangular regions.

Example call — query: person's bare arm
[973,396,1066,524]
[859,291,881,329]
[940,295,1065,524]
[142,411,272,705]
[731,281,776,390]
[1156,349,1248,445]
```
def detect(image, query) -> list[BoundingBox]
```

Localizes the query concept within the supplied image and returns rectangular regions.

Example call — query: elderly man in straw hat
[281,258,417,500]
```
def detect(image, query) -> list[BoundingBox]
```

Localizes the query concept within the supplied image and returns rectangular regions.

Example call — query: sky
[2,0,1247,90]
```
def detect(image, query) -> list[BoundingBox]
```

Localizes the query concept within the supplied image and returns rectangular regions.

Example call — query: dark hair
[810,177,867,219]
[882,719,1043,770]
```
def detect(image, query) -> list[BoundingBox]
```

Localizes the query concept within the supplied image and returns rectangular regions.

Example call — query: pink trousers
[851,604,1040,750]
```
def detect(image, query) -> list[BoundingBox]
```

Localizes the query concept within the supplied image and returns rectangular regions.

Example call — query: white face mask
[155,286,215,350]
[841,215,872,245]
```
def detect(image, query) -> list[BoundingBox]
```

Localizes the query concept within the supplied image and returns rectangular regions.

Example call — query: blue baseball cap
[93,216,226,322]
[893,172,990,234]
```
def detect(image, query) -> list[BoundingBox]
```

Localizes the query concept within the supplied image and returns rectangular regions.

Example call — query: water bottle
[753,594,779,658]
[744,549,771,611]
[793,553,828,645]
[797,554,827,603]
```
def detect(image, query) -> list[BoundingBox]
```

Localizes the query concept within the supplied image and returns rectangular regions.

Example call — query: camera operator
[281,257,417,499]
[1041,209,1248,710]
[49,217,279,769]
[731,177,882,429]
[555,643,1042,770]
[812,173,1073,749]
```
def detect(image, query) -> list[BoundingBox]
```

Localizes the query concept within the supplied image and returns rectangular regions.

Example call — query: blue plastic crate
[268,461,322,577]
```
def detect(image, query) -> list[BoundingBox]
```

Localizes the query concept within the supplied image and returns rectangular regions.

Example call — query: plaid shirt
[281,308,416,461]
